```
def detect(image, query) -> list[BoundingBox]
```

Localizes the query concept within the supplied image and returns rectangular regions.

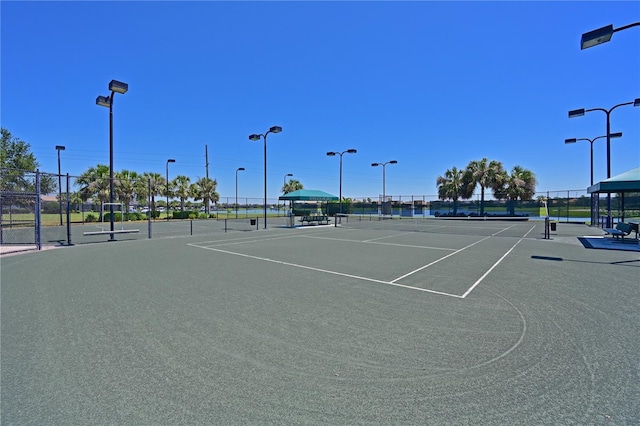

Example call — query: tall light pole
[568,99,639,226]
[166,159,175,221]
[55,145,65,226]
[580,21,640,49]
[96,79,128,241]
[565,133,622,226]
[236,167,245,218]
[249,126,282,229]
[372,160,397,215]
[326,149,356,215]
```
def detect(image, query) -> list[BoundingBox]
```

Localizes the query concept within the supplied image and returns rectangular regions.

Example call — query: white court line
[301,234,456,251]
[389,224,534,286]
[363,232,413,242]
[459,225,536,298]
[389,236,493,283]
[194,233,303,247]
[187,243,464,298]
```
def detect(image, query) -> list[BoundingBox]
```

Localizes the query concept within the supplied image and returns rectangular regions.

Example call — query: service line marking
[301,234,456,251]
[187,243,464,298]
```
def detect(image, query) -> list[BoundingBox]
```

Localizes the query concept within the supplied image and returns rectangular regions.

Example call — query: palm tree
[282,179,303,194]
[76,164,111,217]
[464,158,505,216]
[172,175,191,212]
[494,166,537,215]
[191,177,219,214]
[115,169,139,213]
[142,172,164,214]
[436,166,472,215]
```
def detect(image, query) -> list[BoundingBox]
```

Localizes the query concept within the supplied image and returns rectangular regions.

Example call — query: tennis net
[334,214,543,238]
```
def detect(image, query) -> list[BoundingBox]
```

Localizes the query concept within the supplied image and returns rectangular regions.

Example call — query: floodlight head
[269,126,282,134]
[238,167,245,171]
[326,152,336,156]
[167,159,176,163]
[581,24,614,50]
[347,149,357,154]
[568,108,585,118]
[96,95,111,108]
[564,138,577,144]
[286,173,293,177]
[55,145,66,151]
[634,98,640,107]
[389,160,398,165]
[109,79,128,94]
[249,134,261,141]
[371,163,380,167]
[609,132,623,138]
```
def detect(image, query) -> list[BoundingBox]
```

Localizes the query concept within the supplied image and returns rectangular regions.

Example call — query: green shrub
[198,213,208,219]
[85,213,97,222]
[188,213,196,219]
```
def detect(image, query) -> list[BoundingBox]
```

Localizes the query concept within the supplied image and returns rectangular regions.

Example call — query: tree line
[436,158,536,216]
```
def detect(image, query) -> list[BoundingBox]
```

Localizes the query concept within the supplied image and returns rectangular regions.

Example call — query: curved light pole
[55,145,65,226]
[581,21,640,49]
[564,133,622,186]
[283,173,293,215]
[372,160,397,215]
[236,167,245,218]
[568,99,639,226]
[249,126,282,229]
[96,79,128,241]
[166,159,175,221]
[283,173,293,189]
[565,133,622,226]
[326,149,356,215]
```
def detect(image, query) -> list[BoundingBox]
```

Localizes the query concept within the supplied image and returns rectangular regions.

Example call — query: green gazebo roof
[278,189,339,201]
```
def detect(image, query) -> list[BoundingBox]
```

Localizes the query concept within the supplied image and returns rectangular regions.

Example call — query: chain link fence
[3,168,638,251]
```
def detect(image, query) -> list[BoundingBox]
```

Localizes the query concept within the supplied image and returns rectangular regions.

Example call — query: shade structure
[588,168,640,193]
[279,189,339,201]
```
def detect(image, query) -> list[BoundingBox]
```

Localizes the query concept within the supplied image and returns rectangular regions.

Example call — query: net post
[66,173,73,246]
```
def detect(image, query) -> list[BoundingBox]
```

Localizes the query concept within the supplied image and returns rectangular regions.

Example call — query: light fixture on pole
[371,160,397,215]
[249,126,282,229]
[96,79,128,241]
[166,159,175,221]
[326,149,357,215]
[55,145,66,226]
[236,167,245,218]
[568,99,639,226]
[580,22,640,49]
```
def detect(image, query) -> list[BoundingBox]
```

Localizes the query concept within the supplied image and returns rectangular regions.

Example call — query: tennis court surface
[2,219,639,424]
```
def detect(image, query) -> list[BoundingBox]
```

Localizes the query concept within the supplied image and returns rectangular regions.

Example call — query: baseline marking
[187,243,463,298]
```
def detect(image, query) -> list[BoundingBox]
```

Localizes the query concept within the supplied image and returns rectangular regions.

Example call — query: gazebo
[279,189,339,223]
[588,167,640,225]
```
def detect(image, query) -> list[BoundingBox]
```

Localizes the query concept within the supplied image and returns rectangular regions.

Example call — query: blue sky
[2,1,639,202]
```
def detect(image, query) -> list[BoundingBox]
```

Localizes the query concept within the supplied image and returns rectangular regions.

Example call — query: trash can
[250,219,256,226]
[550,222,557,231]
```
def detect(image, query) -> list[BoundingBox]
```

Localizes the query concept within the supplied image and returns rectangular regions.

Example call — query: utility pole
[205,144,210,179]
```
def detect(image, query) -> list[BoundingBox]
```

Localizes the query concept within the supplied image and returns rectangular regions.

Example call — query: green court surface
[2,221,639,424]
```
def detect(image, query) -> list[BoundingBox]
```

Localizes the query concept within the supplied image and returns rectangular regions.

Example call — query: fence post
[35,170,41,250]
[66,174,72,245]
[147,178,152,239]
